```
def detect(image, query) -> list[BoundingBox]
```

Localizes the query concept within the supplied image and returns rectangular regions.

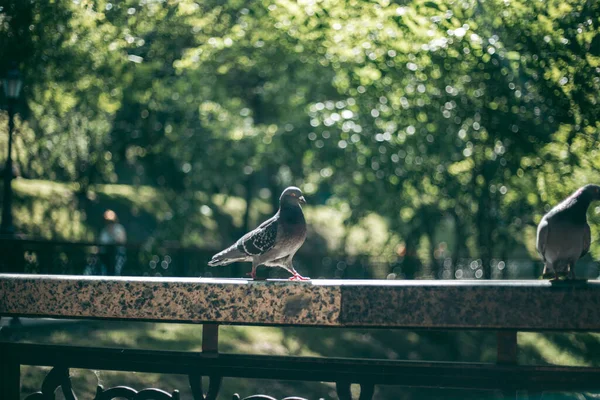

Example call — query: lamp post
[1,66,22,235]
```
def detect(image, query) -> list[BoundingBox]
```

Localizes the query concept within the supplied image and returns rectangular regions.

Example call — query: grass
[3,321,600,399]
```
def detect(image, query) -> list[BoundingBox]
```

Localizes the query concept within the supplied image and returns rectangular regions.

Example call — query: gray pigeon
[208,186,309,280]
[536,184,600,280]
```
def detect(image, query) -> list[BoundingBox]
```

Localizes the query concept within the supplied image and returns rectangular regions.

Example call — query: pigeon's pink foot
[289,273,310,281]
[246,271,256,279]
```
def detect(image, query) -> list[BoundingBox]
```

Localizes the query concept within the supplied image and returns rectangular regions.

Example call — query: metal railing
[1,274,600,399]
[3,236,598,280]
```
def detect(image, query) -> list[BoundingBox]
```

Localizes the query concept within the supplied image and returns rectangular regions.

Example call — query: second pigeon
[536,184,600,280]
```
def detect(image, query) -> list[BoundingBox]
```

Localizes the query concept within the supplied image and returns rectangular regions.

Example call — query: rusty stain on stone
[283,293,312,317]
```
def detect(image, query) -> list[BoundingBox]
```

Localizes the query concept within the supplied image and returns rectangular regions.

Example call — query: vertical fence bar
[199,324,222,400]
[359,383,375,400]
[0,352,20,400]
[202,323,219,354]
[497,331,518,400]
[497,331,517,364]
[335,382,352,400]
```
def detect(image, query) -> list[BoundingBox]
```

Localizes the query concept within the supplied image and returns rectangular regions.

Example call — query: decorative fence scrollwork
[94,385,179,400]
[24,367,77,400]
[18,363,375,400]
[189,372,222,400]
[232,395,308,400]
[336,382,375,400]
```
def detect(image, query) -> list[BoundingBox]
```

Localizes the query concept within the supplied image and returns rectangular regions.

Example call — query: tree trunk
[450,209,468,280]
[422,208,438,279]
[475,165,495,279]
[242,175,254,234]
[402,233,421,280]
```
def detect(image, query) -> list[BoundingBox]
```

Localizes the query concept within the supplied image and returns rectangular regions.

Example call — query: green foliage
[9,179,398,261]
[1,0,600,277]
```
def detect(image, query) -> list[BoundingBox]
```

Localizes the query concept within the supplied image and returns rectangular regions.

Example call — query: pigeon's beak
[299,196,307,205]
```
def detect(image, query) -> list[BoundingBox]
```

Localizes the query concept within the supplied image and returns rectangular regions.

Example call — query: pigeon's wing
[581,224,591,258]
[236,215,279,256]
[536,218,549,260]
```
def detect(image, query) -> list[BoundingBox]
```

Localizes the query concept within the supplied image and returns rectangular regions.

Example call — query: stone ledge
[1,274,600,330]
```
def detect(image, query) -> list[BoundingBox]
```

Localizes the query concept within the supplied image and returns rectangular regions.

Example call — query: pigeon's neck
[279,204,304,224]
[557,195,591,221]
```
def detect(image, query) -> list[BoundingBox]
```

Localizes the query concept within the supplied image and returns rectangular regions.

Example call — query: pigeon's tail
[208,245,247,267]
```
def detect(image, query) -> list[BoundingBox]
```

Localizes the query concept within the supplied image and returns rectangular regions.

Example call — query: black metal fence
[2,276,600,399]
[0,236,580,280]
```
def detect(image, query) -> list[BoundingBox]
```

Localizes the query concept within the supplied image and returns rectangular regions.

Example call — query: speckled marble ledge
[0,275,340,326]
[340,280,600,330]
[1,275,600,330]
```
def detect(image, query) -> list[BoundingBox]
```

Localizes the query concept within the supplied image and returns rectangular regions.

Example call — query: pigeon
[536,184,600,280]
[208,186,309,280]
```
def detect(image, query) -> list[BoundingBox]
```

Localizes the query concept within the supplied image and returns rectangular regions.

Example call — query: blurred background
[0,0,600,280]
[1,0,600,398]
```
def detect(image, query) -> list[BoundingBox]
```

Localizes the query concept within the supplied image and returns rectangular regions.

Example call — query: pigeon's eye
[290,193,296,197]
